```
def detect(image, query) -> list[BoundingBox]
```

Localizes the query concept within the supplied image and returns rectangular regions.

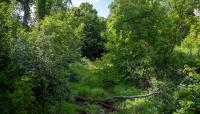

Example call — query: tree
[20,13,82,113]
[105,0,199,85]
[0,1,29,113]
[0,1,13,113]
[36,0,72,21]
[67,3,106,60]
[106,0,171,85]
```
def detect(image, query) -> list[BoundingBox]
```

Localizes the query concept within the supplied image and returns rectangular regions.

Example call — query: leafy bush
[49,102,78,114]
[113,99,158,114]
[11,74,35,114]
[173,66,200,114]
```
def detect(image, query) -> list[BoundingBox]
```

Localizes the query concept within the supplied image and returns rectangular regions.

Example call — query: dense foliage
[0,0,200,113]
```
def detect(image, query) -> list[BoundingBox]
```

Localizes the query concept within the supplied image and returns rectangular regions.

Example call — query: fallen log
[74,88,160,111]
[104,88,160,102]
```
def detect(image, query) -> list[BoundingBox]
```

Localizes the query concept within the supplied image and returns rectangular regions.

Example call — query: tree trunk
[36,0,46,20]
[22,0,31,26]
